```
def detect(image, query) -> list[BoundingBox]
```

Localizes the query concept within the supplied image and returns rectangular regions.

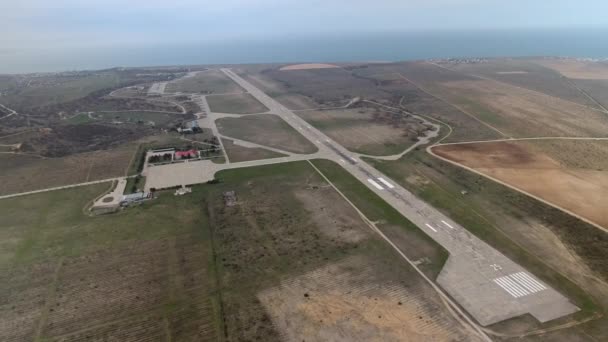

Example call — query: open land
[533,59,608,80]
[297,105,430,156]
[423,78,608,137]
[207,93,269,114]
[216,114,318,154]
[431,140,608,230]
[0,161,479,342]
[221,138,286,162]
[367,145,608,340]
[437,59,603,109]
[165,70,244,94]
[0,143,135,196]
[4,59,608,341]
[279,63,340,71]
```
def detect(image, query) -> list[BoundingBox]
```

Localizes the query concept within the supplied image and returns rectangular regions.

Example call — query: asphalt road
[221,68,579,327]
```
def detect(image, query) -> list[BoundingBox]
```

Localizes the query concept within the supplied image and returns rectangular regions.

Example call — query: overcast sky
[2,0,607,50]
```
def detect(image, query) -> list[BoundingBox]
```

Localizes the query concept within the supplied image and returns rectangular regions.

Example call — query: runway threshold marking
[494,277,529,298]
[493,272,546,298]
[377,177,395,189]
[367,178,384,190]
[425,223,438,232]
[441,220,454,229]
[510,272,547,293]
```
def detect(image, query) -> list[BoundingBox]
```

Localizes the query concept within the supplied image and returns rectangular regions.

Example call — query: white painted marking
[367,179,384,190]
[495,276,530,298]
[377,177,395,189]
[425,223,438,232]
[339,159,345,164]
[510,273,542,293]
[493,278,520,298]
[441,220,454,229]
[496,277,527,298]
[349,157,357,162]
[512,272,546,292]
[325,139,330,142]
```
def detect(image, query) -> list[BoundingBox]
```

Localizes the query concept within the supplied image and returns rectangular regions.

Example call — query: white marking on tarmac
[494,278,522,298]
[425,223,438,232]
[510,272,546,293]
[377,177,395,189]
[494,275,531,298]
[367,179,384,190]
[339,159,345,164]
[349,157,357,162]
[441,220,454,229]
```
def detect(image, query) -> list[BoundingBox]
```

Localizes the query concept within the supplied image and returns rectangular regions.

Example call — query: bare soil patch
[207,93,269,114]
[216,114,317,154]
[280,63,340,71]
[433,141,608,229]
[258,256,477,341]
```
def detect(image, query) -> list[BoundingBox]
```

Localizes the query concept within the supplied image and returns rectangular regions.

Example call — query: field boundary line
[307,160,492,342]
[396,72,509,138]
[427,145,608,235]
[427,61,608,115]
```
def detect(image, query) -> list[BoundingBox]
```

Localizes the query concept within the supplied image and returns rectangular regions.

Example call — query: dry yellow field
[432,141,608,229]
[534,59,608,79]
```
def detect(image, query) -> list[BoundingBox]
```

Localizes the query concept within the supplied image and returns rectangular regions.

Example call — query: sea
[2,28,608,74]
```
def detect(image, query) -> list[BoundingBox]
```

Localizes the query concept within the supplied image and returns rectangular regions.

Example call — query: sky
[2,0,607,50]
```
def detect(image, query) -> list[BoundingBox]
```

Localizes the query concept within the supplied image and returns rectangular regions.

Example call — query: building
[120,192,152,206]
[174,149,199,160]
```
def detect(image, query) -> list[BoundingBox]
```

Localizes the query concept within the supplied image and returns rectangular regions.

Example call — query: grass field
[0,183,221,342]
[166,70,243,94]
[298,106,429,156]
[366,148,608,338]
[66,111,183,127]
[426,78,608,137]
[439,59,602,109]
[221,138,286,162]
[208,161,475,341]
[216,114,318,154]
[207,93,269,114]
[0,161,477,341]
[0,143,136,196]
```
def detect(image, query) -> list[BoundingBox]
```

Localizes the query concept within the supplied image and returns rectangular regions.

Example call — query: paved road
[221,68,579,327]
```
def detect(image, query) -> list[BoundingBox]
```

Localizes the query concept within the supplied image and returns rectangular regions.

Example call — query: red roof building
[174,149,198,159]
